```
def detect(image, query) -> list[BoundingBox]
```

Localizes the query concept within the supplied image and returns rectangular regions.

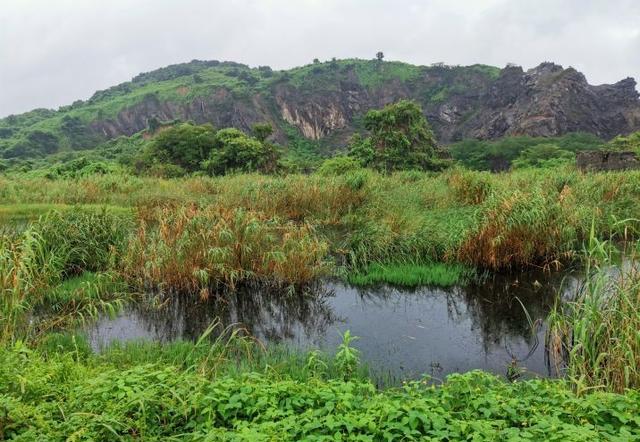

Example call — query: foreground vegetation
[2,334,640,440]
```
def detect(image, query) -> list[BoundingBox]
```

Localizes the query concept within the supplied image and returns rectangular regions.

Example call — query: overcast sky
[1,0,639,117]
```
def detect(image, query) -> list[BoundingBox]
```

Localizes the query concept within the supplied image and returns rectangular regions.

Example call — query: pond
[87,270,580,382]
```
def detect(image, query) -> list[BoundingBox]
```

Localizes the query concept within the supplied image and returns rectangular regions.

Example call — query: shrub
[148,123,217,172]
[317,155,362,176]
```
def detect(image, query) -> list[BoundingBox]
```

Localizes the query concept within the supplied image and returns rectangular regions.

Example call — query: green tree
[349,100,439,172]
[512,143,574,169]
[205,128,281,175]
[148,123,216,172]
[252,123,274,142]
[376,51,384,62]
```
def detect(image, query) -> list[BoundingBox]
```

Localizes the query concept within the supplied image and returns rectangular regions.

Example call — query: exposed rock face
[265,62,640,144]
[460,63,640,141]
[90,89,265,139]
[276,89,349,140]
[576,151,640,171]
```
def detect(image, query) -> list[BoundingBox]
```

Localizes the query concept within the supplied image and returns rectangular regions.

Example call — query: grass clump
[547,234,640,393]
[347,262,472,287]
[123,205,330,293]
[0,209,130,343]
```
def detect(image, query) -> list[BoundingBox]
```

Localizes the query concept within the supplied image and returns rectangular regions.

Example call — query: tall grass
[547,233,640,393]
[123,205,330,293]
[458,187,577,269]
[2,167,640,292]
[0,229,63,343]
[0,209,130,343]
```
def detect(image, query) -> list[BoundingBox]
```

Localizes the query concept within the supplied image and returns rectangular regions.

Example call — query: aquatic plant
[347,262,472,287]
[28,208,130,276]
[458,186,577,269]
[123,205,330,293]
[547,233,640,393]
[0,209,130,343]
[0,229,63,343]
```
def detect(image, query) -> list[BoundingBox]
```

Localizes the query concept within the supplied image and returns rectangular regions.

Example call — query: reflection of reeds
[123,205,330,293]
[547,231,640,393]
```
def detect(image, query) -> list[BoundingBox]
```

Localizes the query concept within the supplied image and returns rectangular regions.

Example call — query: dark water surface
[88,271,579,381]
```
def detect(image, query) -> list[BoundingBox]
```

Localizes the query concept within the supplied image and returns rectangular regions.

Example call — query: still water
[88,270,580,381]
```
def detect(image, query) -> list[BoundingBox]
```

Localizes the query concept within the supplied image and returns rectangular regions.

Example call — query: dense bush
[147,123,217,172]
[511,143,574,169]
[449,132,603,171]
[317,155,363,176]
[143,123,282,176]
[204,127,281,175]
[607,130,640,151]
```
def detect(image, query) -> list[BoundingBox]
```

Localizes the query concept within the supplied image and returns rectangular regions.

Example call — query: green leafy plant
[335,330,360,379]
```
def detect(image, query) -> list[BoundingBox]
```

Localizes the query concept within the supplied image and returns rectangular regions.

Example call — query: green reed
[547,229,640,393]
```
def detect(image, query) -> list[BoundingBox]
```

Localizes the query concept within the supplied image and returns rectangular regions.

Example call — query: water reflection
[88,270,579,381]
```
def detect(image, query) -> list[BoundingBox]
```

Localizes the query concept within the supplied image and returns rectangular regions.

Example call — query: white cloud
[0,0,638,116]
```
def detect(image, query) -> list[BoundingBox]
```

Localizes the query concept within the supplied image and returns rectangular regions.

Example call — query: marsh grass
[123,205,330,293]
[0,209,130,343]
[347,262,473,287]
[547,232,640,393]
[2,168,640,272]
[38,322,369,383]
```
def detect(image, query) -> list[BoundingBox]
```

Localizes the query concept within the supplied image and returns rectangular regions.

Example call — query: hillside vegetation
[2,56,639,169]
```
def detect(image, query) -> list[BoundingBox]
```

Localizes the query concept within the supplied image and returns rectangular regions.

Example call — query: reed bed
[123,205,330,293]
[2,169,640,278]
[3,167,640,345]
[0,209,130,343]
[547,236,640,393]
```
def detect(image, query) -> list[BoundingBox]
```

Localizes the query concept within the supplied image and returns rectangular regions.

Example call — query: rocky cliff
[1,59,639,159]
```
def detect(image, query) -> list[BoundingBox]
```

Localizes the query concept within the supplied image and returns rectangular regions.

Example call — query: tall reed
[0,230,63,343]
[0,209,130,343]
[123,205,329,293]
[547,233,640,393]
